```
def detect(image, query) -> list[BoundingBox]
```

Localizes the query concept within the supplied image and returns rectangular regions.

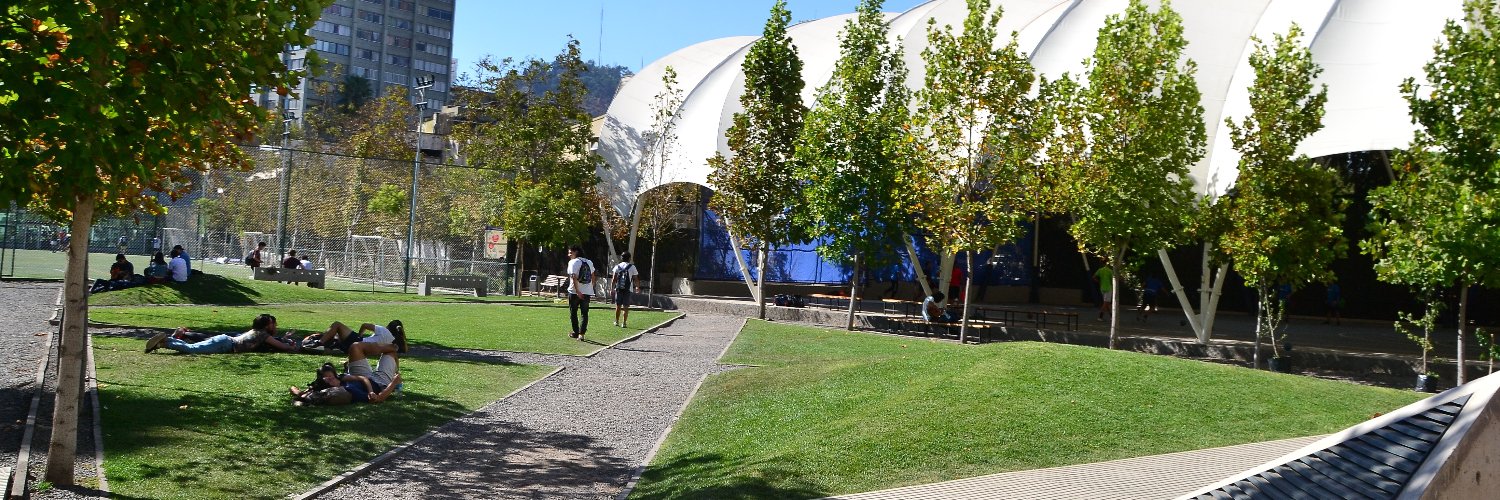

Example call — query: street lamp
[402,75,434,293]
[274,111,295,261]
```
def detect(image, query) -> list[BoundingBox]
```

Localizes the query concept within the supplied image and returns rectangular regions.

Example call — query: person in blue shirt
[171,244,191,275]
[289,342,402,405]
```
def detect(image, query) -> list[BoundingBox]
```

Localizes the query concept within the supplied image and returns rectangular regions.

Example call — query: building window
[387,35,411,49]
[390,0,415,12]
[416,23,451,39]
[356,29,380,43]
[312,40,350,56]
[358,0,381,3]
[323,5,351,16]
[350,66,379,80]
[384,72,408,86]
[356,48,378,62]
[413,59,447,75]
[312,21,350,36]
[414,41,449,56]
[432,81,448,93]
[387,55,410,67]
[389,18,412,30]
[423,7,454,21]
[357,10,382,24]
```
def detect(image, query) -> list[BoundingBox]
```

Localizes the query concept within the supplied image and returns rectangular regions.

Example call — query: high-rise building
[258,0,456,121]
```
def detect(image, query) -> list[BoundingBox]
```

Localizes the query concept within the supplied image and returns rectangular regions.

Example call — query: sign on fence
[484,228,506,260]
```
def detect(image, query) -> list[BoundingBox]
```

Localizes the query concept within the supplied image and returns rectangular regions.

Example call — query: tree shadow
[163,273,262,305]
[632,452,828,500]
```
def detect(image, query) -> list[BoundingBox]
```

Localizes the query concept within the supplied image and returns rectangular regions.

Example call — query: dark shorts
[613,290,632,306]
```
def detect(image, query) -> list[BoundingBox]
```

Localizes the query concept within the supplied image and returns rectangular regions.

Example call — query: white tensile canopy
[598,0,1464,216]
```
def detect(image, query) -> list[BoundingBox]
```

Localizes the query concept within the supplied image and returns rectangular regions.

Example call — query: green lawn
[629,320,1425,500]
[93,336,554,499]
[90,303,679,355]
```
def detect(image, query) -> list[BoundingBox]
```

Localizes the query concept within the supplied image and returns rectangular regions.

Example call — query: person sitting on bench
[923,291,958,323]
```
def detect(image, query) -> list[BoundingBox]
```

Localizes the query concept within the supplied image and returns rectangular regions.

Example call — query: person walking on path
[151,236,161,254]
[1093,264,1113,321]
[116,234,128,253]
[611,251,640,328]
[567,246,597,340]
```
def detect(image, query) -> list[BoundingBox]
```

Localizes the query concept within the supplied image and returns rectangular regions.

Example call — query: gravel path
[320,313,744,500]
[0,282,58,483]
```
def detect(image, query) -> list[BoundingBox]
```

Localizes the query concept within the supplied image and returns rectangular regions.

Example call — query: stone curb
[85,333,108,495]
[8,328,53,500]
[290,364,568,500]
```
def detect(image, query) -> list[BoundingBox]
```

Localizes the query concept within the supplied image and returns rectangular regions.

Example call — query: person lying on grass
[302,320,408,354]
[144,314,299,354]
[289,343,402,406]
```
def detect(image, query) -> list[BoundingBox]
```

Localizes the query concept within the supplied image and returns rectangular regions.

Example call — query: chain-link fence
[2,146,514,294]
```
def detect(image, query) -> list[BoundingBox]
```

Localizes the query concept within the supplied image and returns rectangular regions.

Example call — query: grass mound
[90,303,679,355]
[88,269,538,307]
[93,336,554,499]
[630,320,1423,499]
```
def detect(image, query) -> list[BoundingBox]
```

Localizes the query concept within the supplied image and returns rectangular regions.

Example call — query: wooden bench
[975,306,1079,332]
[881,298,919,318]
[252,267,325,288]
[886,316,996,343]
[537,275,568,296]
[420,274,487,297]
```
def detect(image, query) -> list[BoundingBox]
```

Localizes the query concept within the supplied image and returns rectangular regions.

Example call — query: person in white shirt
[566,246,596,339]
[167,248,189,283]
[303,320,408,353]
[610,251,640,328]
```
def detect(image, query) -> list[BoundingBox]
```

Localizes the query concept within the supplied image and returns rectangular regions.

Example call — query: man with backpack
[611,251,640,328]
[566,246,596,340]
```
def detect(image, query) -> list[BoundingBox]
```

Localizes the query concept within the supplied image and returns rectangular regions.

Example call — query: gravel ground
[319,313,744,500]
[0,281,57,474]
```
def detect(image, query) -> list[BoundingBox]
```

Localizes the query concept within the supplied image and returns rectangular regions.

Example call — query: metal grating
[1191,396,1470,500]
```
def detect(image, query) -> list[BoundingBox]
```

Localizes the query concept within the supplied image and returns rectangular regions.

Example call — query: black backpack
[575,259,592,285]
[613,264,633,291]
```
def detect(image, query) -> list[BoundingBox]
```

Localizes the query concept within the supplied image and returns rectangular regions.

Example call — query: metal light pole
[274,111,294,261]
[402,75,434,293]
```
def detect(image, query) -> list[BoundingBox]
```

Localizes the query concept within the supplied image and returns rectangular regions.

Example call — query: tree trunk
[903,234,932,298]
[1158,248,1203,340]
[515,240,526,296]
[1202,264,1228,342]
[599,196,619,267]
[721,217,760,314]
[46,194,94,485]
[846,253,861,331]
[627,195,644,258]
[1253,285,1269,370]
[1107,247,1125,349]
[1458,283,1469,385]
[960,252,975,343]
[648,237,659,309]
[757,247,768,320]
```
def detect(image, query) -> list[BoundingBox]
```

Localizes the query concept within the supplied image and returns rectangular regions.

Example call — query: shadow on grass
[163,274,263,305]
[631,452,828,500]
[99,377,477,498]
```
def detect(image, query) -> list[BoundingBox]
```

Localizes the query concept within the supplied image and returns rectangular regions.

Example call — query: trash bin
[529,274,539,295]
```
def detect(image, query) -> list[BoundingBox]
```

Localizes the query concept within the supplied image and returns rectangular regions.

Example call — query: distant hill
[517,60,633,117]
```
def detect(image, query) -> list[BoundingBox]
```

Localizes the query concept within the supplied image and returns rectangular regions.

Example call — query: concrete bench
[420,274,487,297]
[252,267,325,288]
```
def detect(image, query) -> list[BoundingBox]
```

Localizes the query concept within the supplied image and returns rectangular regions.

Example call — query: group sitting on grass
[144,314,299,354]
[288,342,403,406]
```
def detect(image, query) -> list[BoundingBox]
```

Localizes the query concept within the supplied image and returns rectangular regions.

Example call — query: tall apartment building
[259,0,456,122]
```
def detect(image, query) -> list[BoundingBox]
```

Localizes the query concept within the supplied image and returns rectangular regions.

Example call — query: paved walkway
[319,314,744,499]
[828,435,1323,500]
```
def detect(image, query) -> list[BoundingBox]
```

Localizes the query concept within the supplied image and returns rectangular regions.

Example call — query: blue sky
[451,0,930,77]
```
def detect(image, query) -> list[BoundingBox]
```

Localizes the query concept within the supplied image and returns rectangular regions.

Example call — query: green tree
[1364,0,1500,385]
[454,39,599,280]
[797,0,910,330]
[1059,0,1205,349]
[0,0,324,484]
[638,183,697,305]
[898,0,1044,340]
[1218,24,1344,369]
[627,66,685,258]
[337,74,374,112]
[706,0,807,320]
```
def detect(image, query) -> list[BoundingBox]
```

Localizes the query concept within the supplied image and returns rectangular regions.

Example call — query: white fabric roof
[598,0,1464,215]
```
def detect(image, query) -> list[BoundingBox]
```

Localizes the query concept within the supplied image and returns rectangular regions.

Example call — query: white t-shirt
[612,262,638,290]
[363,324,395,345]
[567,257,596,296]
[300,258,313,270]
[168,256,189,282]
